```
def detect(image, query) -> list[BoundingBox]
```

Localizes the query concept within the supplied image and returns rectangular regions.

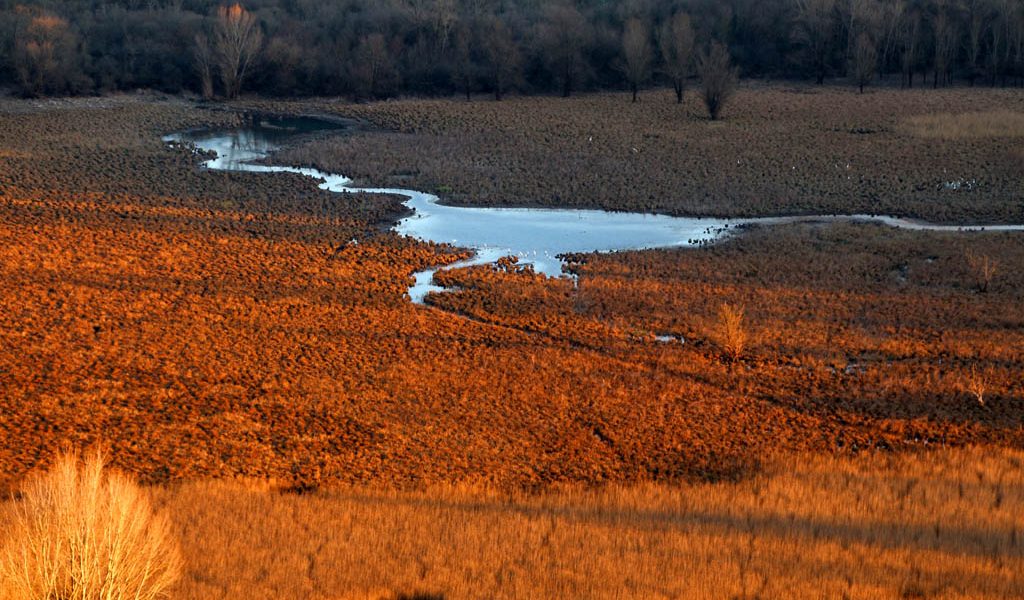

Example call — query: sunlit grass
[901,110,1024,139]
[157,447,1024,599]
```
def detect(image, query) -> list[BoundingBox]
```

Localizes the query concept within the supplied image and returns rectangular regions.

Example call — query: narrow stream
[166,117,1024,304]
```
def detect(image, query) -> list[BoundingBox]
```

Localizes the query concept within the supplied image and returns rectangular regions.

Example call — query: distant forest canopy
[0,0,1022,98]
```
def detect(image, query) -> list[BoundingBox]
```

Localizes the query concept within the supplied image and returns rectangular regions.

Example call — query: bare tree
[932,1,958,86]
[212,3,263,99]
[353,33,395,99]
[965,0,988,86]
[795,0,838,84]
[697,41,738,120]
[960,364,990,405]
[879,0,906,78]
[900,3,923,87]
[965,249,999,292]
[12,10,79,96]
[620,18,651,102]
[193,33,214,99]
[841,0,881,63]
[538,4,591,98]
[432,0,457,57]
[851,31,878,91]
[659,12,695,104]
[485,18,519,101]
[986,0,1016,86]
[452,21,475,101]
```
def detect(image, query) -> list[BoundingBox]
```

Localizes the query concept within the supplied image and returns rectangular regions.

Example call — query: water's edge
[165,119,1024,305]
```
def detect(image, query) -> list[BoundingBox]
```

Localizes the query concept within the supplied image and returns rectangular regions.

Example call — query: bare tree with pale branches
[932,0,958,87]
[193,33,214,99]
[966,249,999,292]
[0,451,181,600]
[659,12,695,104]
[621,18,652,103]
[212,3,263,99]
[851,31,877,92]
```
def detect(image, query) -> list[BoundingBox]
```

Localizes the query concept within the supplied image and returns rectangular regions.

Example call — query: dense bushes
[0,0,1022,99]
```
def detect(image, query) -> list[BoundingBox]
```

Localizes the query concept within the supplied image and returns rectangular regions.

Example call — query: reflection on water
[166,118,1024,304]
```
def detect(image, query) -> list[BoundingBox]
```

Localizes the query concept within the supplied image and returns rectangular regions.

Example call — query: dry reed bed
[159,447,1024,599]
[269,87,1024,224]
[0,95,1021,495]
[430,222,1024,434]
[900,110,1024,139]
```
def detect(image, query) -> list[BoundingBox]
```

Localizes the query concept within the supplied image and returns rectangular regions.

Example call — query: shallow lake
[166,116,1024,304]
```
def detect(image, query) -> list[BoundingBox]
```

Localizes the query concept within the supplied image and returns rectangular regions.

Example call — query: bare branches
[795,0,838,84]
[697,42,738,121]
[211,3,263,100]
[851,31,878,92]
[193,33,214,100]
[658,12,694,104]
[965,249,999,292]
[621,18,652,103]
[0,451,181,599]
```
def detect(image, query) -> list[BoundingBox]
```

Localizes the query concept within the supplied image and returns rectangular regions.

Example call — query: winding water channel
[166,116,1024,304]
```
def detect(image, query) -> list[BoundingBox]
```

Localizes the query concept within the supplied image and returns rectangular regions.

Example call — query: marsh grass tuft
[716,302,748,363]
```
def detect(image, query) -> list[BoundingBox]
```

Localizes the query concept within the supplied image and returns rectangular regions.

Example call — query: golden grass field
[160,447,1023,599]
[900,110,1024,139]
[0,88,1021,598]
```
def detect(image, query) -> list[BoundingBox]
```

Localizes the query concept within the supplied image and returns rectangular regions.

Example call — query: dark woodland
[1,0,1022,99]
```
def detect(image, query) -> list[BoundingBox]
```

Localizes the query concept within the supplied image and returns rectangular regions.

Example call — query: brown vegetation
[715,303,748,363]
[901,110,1024,139]
[270,88,1024,224]
[0,93,1021,496]
[150,447,1024,599]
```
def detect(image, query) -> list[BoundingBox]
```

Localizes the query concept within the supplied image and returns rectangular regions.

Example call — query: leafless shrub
[0,451,181,600]
[715,302,747,363]
[696,42,738,120]
[965,249,998,292]
[960,365,989,406]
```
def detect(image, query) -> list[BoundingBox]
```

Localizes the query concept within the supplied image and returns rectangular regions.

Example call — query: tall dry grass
[714,302,747,363]
[0,452,181,600]
[157,447,1024,599]
[901,110,1024,139]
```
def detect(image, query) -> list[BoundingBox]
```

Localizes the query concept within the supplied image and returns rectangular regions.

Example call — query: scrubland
[268,87,1024,224]
[0,90,1022,597]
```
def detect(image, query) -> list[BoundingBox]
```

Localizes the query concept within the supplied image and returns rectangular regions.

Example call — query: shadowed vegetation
[151,447,1024,599]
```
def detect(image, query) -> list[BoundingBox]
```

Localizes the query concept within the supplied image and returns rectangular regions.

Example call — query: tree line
[0,0,1022,100]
